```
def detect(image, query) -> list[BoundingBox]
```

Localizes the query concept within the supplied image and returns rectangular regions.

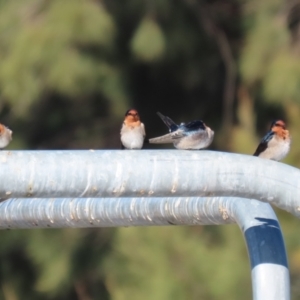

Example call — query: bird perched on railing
[148,112,214,150]
[0,123,12,149]
[120,109,145,149]
[253,120,291,161]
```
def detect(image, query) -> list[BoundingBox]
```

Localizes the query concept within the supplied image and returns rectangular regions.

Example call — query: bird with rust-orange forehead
[124,109,141,124]
[253,120,290,161]
[0,123,12,149]
[271,120,287,132]
[120,109,145,149]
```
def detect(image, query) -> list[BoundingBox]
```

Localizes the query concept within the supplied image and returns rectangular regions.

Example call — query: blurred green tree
[0,0,299,299]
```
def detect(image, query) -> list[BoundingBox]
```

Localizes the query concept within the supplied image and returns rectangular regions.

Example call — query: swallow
[148,112,214,150]
[120,109,145,149]
[0,123,12,149]
[253,120,291,161]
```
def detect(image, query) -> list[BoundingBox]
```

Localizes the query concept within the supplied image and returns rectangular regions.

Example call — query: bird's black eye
[128,112,137,117]
[125,108,139,117]
[271,120,285,129]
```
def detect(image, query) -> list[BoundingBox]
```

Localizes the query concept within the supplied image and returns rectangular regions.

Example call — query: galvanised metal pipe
[0,150,299,218]
[0,197,289,299]
[0,197,235,228]
[233,199,289,300]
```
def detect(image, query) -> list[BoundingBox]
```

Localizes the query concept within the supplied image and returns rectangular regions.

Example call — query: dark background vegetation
[0,0,300,299]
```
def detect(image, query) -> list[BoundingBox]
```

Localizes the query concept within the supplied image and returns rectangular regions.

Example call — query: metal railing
[0,150,297,300]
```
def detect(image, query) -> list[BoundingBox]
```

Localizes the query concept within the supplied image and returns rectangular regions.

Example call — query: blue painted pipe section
[245,218,288,268]
[233,200,290,299]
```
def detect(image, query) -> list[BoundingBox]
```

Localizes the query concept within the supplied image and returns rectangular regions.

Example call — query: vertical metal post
[233,199,289,300]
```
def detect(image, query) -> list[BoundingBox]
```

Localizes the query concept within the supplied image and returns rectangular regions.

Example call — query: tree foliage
[0,0,300,299]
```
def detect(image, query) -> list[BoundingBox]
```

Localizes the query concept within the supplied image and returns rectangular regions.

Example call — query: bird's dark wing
[157,112,178,132]
[253,131,274,156]
[184,120,206,131]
